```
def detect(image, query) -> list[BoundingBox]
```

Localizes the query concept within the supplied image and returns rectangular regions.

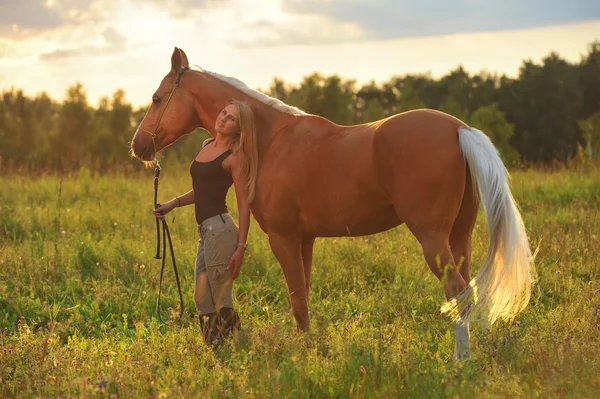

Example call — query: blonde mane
[204,71,307,115]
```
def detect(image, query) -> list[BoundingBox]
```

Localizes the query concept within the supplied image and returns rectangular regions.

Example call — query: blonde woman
[152,100,258,345]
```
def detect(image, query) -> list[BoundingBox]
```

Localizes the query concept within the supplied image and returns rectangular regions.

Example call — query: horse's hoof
[453,349,471,362]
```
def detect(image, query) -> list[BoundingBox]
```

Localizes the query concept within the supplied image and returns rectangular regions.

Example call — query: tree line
[1,41,599,171]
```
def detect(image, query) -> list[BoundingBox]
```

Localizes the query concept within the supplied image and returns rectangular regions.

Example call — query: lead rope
[153,161,184,324]
[138,66,189,324]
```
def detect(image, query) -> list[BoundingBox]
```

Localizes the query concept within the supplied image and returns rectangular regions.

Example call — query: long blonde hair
[229,100,259,204]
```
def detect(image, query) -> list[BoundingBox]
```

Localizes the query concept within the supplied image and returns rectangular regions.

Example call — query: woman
[152,100,258,345]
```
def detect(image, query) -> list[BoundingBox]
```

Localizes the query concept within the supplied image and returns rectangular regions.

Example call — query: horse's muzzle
[131,129,156,161]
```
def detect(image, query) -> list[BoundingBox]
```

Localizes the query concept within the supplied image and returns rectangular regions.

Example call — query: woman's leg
[204,216,238,310]
[194,237,219,344]
[204,215,241,337]
[194,239,216,314]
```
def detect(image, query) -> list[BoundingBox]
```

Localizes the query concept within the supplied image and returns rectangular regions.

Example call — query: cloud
[39,44,120,61]
[39,26,127,61]
[170,0,229,8]
[282,0,600,39]
[132,0,230,18]
[38,48,82,61]
[0,41,8,58]
[102,26,126,47]
[233,16,367,47]
[0,0,116,39]
[0,0,127,63]
[0,0,64,30]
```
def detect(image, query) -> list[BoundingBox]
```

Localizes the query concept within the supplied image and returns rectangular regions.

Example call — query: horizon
[1,1,599,107]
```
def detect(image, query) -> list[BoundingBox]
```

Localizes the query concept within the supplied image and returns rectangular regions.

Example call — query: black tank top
[190,142,233,224]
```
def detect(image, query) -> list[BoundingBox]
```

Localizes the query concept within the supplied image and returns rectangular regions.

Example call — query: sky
[1,0,599,107]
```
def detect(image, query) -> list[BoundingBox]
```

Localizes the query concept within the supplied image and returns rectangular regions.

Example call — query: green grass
[1,164,599,398]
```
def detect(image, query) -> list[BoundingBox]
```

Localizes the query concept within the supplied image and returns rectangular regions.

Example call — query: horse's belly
[303,204,401,237]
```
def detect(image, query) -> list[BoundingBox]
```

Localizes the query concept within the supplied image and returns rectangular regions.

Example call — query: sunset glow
[1,0,598,107]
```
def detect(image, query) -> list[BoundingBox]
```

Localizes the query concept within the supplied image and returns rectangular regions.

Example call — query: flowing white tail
[441,126,536,326]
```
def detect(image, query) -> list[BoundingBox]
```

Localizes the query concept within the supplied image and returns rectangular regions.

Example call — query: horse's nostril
[140,145,151,159]
[132,141,147,158]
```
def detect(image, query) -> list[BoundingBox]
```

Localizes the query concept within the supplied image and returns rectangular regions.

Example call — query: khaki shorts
[194,213,239,314]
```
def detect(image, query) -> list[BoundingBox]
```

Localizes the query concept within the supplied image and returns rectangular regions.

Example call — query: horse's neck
[191,72,290,163]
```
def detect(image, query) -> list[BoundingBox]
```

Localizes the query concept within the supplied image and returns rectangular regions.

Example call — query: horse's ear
[179,48,189,68]
[170,47,189,73]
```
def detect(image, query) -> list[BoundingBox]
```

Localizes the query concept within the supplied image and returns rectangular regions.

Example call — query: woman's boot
[218,307,241,338]
[199,313,219,345]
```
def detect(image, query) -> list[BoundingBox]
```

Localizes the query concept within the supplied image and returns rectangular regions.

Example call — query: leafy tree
[438,96,467,122]
[362,99,385,123]
[3,41,600,170]
[0,97,16,167]
[106,90,134,163]
[437,66,472,118]
[282,73,356,124]
[0,90,33,164]
[470,103,520,165]
[52,83,92,169]
[356,80,397,119]
[578,41,600,120]
[498,53,582,163]
[267,78,289,105]
[287,72,324,115]
[396,85,425,114]
[321,75,356,125]
[578,111,600,159]
[30,93,57,166]
[389,73,437,110]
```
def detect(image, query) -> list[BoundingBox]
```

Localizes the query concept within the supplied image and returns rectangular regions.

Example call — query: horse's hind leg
[268,231,310,331]
[410,229,467,300]
[447,168,479,360]
[301,236,316,304]
[408,226,471,361]
[448,225,474,362]
[449,166,479,284]
[448,216,474,362]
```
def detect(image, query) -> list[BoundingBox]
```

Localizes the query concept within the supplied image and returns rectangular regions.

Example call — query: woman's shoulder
[202,138,216,148]
[222,150,239,171]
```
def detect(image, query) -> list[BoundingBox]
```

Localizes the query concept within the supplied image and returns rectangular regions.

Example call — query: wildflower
[97,376,108,390]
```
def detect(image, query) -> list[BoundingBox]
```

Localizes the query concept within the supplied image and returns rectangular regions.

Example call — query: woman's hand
[227,247,245,280]
[151,201,175,220]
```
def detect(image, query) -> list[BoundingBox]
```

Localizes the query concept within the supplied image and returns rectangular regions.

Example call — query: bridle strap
[137,66,191,153]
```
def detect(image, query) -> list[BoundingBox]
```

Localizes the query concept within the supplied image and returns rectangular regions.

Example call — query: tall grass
[0,164,599,398]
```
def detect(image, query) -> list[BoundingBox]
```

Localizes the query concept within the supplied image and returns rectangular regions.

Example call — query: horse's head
[131,47,200,161]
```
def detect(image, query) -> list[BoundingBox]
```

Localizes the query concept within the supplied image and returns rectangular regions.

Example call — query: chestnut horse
[131,48,535,360]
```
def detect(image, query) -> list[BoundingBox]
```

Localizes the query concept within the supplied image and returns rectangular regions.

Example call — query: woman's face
[215,104,240,136]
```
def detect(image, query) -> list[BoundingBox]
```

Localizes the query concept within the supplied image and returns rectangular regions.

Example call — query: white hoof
[453,347,471,362]
[453,321,471,361]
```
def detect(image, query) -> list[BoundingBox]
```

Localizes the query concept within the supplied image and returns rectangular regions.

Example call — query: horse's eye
[152,96,160,104]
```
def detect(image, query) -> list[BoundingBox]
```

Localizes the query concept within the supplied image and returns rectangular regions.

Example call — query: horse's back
[374,109,465,142]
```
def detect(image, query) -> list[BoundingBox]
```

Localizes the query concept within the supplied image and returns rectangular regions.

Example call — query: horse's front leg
[268,232,310,331]
[301,236,315,304]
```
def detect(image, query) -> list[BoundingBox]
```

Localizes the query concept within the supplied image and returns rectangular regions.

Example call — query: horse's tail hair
[441,126,536,326]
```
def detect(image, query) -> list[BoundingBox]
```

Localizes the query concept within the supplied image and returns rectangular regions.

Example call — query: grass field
[1,163,599,398]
